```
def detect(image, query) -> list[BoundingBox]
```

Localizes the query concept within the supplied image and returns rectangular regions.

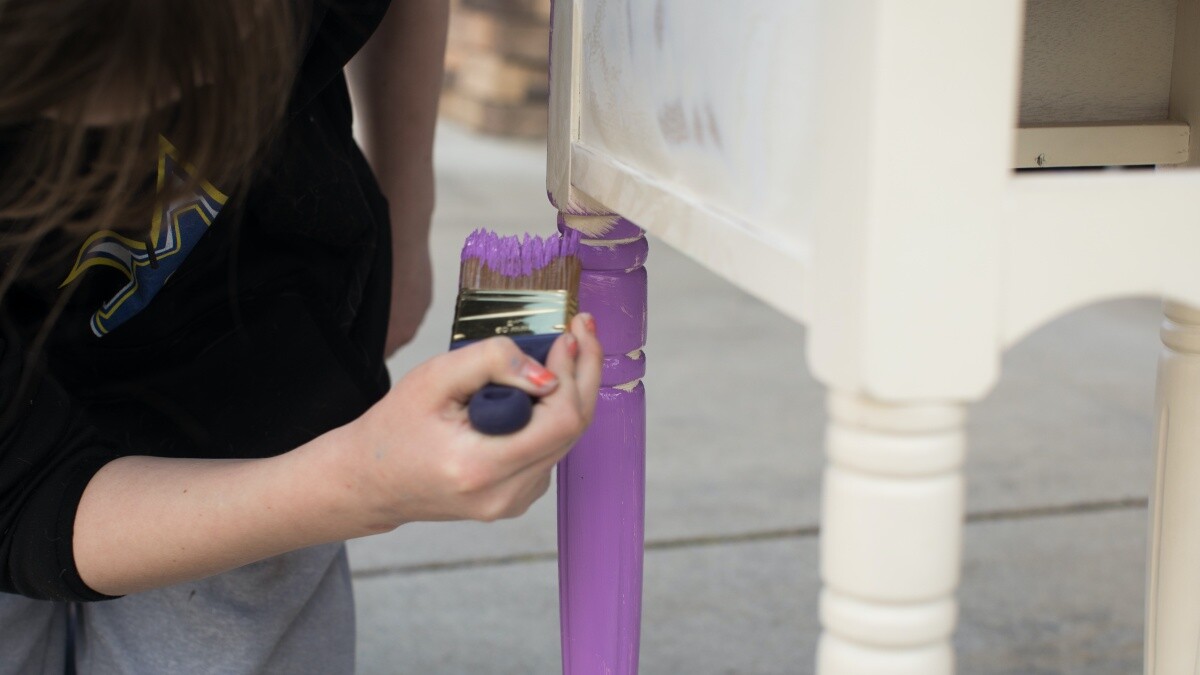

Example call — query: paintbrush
[450,228,582,434]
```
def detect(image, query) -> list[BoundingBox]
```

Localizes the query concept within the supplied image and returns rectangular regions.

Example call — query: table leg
[556,214,649,675]
[816,391,966,675]
[1144,301,1200,675]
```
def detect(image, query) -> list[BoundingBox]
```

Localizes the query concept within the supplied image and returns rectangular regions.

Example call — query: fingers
[540,313,602,423]
[542,328,581,409]
[425,337,559,405]
[491,316,602,517]
[571,313,603,421]
[497,313,602,475]
[420,314,604,490]
[479,468,555,522]
[370,315,605,526]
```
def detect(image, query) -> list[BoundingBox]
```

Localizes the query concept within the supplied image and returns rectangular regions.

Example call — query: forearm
[70,316,604,598]
[73,422,384,596]
[346,0,449,245]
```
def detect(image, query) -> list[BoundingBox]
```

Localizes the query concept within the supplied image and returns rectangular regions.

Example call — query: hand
[352,313,602,526]
[384,239,433,357]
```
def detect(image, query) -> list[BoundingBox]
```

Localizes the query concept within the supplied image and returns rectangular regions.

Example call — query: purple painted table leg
[557,214,649,674]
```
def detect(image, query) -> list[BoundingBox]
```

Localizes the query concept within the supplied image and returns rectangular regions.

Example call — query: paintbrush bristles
[459,229,582,292]
[458,256,582,293]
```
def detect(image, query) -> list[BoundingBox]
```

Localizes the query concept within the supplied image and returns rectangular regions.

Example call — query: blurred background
[348,2,1161,672]
[439,0,551,139]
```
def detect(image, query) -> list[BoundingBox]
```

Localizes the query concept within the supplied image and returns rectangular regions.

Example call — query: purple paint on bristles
[461,228,580,278]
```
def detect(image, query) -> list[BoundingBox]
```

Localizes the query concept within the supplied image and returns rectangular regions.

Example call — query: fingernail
[564,332,579,358]
[580,313,596,334]
[522,360,557,389]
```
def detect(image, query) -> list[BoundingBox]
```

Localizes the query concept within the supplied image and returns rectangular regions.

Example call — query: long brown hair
[0,0,307,288]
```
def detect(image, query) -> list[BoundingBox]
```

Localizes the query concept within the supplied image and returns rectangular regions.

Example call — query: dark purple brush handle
[467,384,533,435]
[453,333,559,435]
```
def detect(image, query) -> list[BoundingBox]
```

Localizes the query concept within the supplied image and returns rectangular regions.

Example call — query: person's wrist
[300,414,404,538]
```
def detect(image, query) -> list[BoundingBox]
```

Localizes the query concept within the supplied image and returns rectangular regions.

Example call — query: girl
[0,1,599,672]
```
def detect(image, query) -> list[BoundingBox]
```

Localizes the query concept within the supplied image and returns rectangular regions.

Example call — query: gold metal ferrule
[451,289,578,342]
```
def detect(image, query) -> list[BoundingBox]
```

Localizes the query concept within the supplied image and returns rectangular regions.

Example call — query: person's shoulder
[291,0,391,106]
[302,0,392,72]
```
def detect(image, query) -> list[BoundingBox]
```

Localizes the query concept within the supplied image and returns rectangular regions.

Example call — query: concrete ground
[352,123,1161,674]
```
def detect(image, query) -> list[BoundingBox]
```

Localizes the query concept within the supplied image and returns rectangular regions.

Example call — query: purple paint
[575,237,650,272]
[580,268,648,355]
[599,354,647,388]
[461,229,580,276]
[558,384,646,674]
[557,215,648,675]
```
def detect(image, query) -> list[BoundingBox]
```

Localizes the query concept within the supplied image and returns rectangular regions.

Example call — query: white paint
[571,144,808,323]
[575,0,821,256]
[1144,302,1200,675]
[561,0,1200,399]
[807,0,1022,401]
[819,392,966,674]
[548,0,606,215]
[1000,170,1200,346]
[1014,122,1190,168]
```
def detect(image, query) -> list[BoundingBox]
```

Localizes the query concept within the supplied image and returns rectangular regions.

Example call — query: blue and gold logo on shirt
[60,139,227,337]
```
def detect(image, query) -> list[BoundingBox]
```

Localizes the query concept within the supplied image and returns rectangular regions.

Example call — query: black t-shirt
[0,0,394,601]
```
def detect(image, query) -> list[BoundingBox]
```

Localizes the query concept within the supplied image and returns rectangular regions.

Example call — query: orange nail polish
[583,314,596,334]
[523,362,557,388]
[565,333,579,358]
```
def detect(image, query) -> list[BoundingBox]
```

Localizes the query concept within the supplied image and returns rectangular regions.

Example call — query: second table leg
[816,391,967,675]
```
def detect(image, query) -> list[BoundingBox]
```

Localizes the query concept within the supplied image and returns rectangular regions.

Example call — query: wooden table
[548,1,1200,673]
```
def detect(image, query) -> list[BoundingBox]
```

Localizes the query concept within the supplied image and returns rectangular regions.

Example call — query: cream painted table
[547,1,1200,673]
